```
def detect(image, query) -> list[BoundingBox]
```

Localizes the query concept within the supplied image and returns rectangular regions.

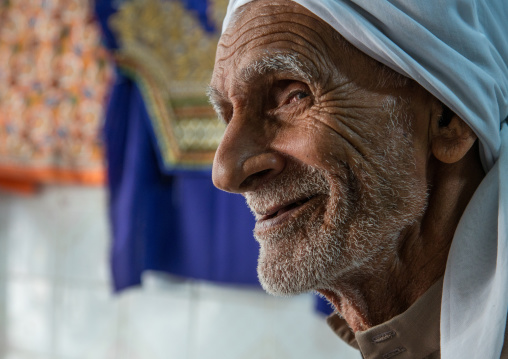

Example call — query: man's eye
[288,91,309,104]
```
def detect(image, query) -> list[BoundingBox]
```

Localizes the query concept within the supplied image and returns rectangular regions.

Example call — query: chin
[254,188,356,296]
[248,131,428,297]
[253,174,427,298]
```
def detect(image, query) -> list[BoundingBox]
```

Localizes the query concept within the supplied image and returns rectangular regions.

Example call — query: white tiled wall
[0,186,361,359]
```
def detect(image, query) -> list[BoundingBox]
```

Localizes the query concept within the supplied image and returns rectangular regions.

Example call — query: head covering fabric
[222,1,508,358]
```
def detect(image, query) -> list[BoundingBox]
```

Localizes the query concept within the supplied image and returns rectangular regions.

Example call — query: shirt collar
[327,278,443,359]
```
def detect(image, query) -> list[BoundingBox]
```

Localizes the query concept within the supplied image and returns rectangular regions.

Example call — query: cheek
[272,120,344,170]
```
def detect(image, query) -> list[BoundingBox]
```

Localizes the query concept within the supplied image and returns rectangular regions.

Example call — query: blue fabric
[93,0,119,49]
[96,0,333,316]
[180,0,217,33]
[104,73,260,290]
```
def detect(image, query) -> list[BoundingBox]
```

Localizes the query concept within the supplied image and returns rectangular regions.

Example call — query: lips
[255,195,319,232]
[260,196,314,219]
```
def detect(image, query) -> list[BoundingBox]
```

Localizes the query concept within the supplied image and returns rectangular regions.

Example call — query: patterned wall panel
[0,0,113,190]
[109,0,227,170]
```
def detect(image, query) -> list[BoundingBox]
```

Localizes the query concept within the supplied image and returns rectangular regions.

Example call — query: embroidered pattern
[0,0,113,184]
[110,0,228,170]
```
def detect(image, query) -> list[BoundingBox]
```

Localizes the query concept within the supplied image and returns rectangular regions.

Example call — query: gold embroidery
[110,0,228,170]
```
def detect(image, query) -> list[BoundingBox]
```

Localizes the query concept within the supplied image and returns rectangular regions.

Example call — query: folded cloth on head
[223,1,508,358]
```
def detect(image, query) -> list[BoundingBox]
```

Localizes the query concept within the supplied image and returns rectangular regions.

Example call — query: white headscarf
[222,1,508,358]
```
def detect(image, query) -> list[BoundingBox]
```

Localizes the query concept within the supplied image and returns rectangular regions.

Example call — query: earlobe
[431,105,477,164]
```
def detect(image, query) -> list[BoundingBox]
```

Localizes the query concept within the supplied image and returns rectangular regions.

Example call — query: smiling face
[209,0,433,296]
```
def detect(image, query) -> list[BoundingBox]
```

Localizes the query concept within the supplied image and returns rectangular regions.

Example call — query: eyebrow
[206,86,226,121]
[240,53,311,83]
[207,53,313,120]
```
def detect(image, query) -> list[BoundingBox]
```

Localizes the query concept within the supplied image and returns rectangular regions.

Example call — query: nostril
[239,169,273,190]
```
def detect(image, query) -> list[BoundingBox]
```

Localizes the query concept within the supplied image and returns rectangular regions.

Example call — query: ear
[431,105,477,164]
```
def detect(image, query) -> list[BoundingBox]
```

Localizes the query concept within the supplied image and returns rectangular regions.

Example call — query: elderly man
[208,1,508,358]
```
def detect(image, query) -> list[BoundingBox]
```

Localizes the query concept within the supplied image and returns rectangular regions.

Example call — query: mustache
[245,162,330,219]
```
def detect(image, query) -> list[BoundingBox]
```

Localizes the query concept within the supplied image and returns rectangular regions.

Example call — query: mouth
[260,196,316,220]
[255,194,320,232]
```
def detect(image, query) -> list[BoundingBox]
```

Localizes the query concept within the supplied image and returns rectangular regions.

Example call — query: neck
[317,144,485,332]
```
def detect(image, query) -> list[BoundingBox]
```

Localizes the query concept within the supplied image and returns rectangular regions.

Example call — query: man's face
[209,0,431,295]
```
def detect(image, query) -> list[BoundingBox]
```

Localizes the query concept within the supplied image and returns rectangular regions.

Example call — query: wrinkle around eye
[309,113,374,159]
[297,114,364,160]
[271,96,311,120]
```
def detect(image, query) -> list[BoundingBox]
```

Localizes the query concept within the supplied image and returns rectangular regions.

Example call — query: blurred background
[0,0,361,358]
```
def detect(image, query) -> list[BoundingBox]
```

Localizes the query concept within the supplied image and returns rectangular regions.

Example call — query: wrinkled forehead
[226,0,302,30]
[219,0,332,52]
[212,0,404,96]
[212,0,354,88]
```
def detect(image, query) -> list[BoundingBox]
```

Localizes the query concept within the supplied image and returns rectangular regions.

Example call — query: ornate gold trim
[110,0,227,170]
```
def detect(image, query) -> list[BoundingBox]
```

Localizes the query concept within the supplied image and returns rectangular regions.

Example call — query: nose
[212,121,285,193]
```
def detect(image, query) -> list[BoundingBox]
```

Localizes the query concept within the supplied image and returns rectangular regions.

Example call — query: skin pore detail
[209,0,484,332]
[207,52,313,124]
[247,96,426,292]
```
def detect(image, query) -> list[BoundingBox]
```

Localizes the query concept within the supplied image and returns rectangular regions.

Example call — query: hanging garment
[95,0,333,315]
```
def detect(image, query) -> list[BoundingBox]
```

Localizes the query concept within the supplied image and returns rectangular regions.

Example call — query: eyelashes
[212,80,312,125]
[273,79,312,108]
[287,90,310,104]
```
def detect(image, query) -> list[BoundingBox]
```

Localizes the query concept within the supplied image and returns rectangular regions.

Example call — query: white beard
[245,98,428,296]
